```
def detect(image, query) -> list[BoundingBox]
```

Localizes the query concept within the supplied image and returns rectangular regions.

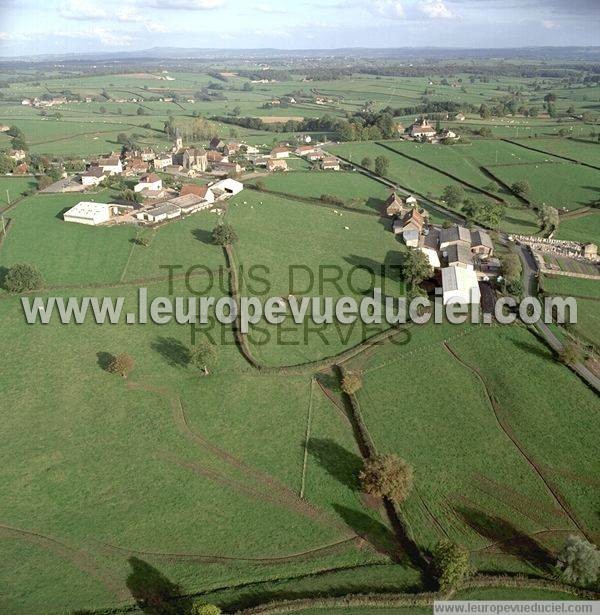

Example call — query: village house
[211,161,242,175]
[307,150,325,162]
[243,144,260,155]
[180,183,215,203]
[0,125,9,132]
[408,118,437,140]
[134,173,163,193]
[153,154,173,170]
[80,166,105,187]
[266,158,288,172]
[295,144,316,156]
[209,136,225,151]
[393,208,425,247]
[207,150,226,165]
[125,158,149,175]
[140,149,156,162]
[270,146,290,159]
[470,230,494,257]
[223,142,241,157]
[13,162,28,175]
[321,157,341,171]
[439,128,459,141]
[454,112,466,121]
[93,154,122,175]
[9,150,26,161]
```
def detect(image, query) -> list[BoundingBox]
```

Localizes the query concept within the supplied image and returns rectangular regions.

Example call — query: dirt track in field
[0,523,127,599]
[126,381,354,536]
[443,341,593,542]
[103,536,362,565]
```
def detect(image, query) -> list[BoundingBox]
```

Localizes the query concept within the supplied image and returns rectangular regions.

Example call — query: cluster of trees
[6,125,28,151]
[442,185,504,228]
[164,116,219,141]
[1,263,44,293]
[499,252,523,295]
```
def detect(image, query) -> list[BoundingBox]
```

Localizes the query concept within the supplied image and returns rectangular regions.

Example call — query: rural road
[517,244,600,393]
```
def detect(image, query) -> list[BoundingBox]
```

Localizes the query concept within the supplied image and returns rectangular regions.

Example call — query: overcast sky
[0,0,598,57]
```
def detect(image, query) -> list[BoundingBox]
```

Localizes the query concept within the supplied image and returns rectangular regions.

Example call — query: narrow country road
[516,244,600,393]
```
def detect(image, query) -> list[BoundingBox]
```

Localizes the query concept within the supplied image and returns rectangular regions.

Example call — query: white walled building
[63,201,113,226]
[441,266,481,305]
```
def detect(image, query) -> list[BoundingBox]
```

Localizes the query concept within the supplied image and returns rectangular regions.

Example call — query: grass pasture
[0,191,136,286]
[555,211,600,245]
[260,170,390,213]
[487,162,600,211]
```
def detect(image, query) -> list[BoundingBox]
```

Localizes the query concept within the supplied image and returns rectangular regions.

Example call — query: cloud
[59,0,108,20]
[373,0,405,19]
[541,19,559,29]
[54,26,134,46]
[254,3,284,13]
[419,1,455,19]
[371,0,456,20]
[136,0,225,9]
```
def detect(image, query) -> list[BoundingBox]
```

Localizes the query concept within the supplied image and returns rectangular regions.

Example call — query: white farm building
[441,266,481,305]
[63,201,113,226]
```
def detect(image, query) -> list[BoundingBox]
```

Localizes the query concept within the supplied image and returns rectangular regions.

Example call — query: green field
[555,212,600,245]
[487,162,600,211]
[1,62,599,614]
[345,322,599,567]
[260,170,390,212]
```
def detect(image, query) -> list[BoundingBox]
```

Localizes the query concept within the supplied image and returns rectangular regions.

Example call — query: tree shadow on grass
[96,351,115,372]
[126,556,189,615]
[151,336,190,368]
[333,504,400,562]
[306,437,362,491]
[314,370,340,392]
[0,266,8,290]
[511,338,554,363]
[455,505,554,572]
[192,228,213,245]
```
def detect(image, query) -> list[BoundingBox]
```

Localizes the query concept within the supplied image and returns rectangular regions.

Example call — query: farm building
[181,184,215,203]
[137,202,182,223]
[393,208,425,238]
[210,178,243,198]
[439,225,471,249]
[295,144,316,156]
[307,151,325,162]
[134,173,163,193]
[408,118,436,139]
[270,146,290,159]
[266,158,288,172]
[583,243,598,260]
[153,154,173,170]
[63,201,113,226]
[212,161,242,175]
[385,193,405,217]
[444,243,474,270]
[80,166,105,187]
[167,193,211,214]
[470,230,494,257]
[441,266,481,305]
[321,157,341,171]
